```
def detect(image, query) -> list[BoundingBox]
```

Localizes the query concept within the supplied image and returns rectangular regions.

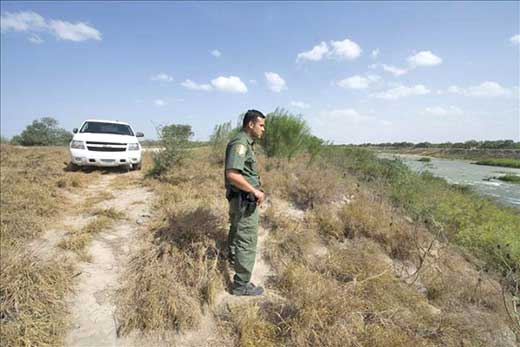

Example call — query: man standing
[225,109,266,296]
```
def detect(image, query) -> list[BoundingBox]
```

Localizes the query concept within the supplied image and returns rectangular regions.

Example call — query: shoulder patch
[234,144,247,157]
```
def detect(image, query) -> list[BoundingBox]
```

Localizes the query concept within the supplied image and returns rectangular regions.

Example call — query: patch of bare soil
[64,172,154,347]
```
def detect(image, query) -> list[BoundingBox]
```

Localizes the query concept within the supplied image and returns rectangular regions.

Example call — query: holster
[227,189,259,215]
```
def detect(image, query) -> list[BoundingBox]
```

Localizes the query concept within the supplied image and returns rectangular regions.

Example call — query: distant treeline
[358,140,520,150]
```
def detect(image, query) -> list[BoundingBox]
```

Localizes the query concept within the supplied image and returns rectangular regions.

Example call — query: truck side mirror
[136,132,144,137]
[73,128,78,133]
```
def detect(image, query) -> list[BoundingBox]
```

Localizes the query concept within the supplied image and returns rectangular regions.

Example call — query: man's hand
[253,189,265,205]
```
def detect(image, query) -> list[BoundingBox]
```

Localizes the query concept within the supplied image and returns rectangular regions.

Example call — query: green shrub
[15,117,72,146]
[148,124,193,177]
[261,108,310,161]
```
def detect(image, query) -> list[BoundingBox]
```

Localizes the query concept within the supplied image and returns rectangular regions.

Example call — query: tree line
[359,140,520,150]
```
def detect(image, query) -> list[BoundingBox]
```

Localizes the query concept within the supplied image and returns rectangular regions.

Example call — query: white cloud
[447,85,461,94]
[337,74,380,90]
[465,81,512,97]
[1,11,46,32]
[290,101,310,109]
[48,20,101,41]
[448,81,512,97]
[28,34,43,44]
[210,49,221,58]
[265,72,287,93]
[373,84,430,100]
[0,11,101,42]
[181,79,212,91]
[424,106,463,116]
[150,73,173,82]
[211,76,248,93]
[510,34,520,45]
[296,41,329,62]
[330,38,362,60]
[407,50,442,67]
[154,99,166,107]
[381,64,408,76]
[371,49,380,59]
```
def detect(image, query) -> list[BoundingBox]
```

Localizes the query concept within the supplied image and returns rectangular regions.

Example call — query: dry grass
[0,251,74,347]
[115,153,230,336]
[115,244,203,335]
[90,207,126,220]
[0,145,101,346]
[58,216,116,260]
[81,191,115,211]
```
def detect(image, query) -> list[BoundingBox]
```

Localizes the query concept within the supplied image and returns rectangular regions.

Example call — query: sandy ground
[64,172,154,347]
[33,170,154,347]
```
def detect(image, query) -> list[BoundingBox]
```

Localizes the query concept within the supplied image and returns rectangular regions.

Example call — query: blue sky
[1,1,519,143]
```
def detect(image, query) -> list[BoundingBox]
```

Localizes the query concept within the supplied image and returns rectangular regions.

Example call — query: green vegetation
[10,117,72,146]
[321,146,520,288]
[261,108,325,162]
[497,174,520,183]
[474,158,520,168]
[148,124,194,177]
[418,157,431,162]
[261,108,311,160]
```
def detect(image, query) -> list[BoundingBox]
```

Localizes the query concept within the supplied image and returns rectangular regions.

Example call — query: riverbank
[373,147,520,161]
[475,158,520,169]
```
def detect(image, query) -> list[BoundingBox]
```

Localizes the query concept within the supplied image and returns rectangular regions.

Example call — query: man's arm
[226,169,265,204]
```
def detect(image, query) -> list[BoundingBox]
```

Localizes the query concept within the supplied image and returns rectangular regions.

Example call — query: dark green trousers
[228,197,259,286]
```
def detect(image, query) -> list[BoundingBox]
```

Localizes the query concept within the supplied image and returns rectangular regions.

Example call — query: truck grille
[86,141,127,145]
[87,147,126,152]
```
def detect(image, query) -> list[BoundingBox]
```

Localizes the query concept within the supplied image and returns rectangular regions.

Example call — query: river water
[378,153,520,208]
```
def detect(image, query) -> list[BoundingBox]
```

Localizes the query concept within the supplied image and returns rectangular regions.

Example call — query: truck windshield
[80,122,134,136]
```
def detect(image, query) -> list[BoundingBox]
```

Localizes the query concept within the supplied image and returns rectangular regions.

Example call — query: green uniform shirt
[225,130,260,192]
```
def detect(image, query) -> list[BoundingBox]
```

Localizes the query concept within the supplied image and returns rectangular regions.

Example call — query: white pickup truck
[69,119,144,170]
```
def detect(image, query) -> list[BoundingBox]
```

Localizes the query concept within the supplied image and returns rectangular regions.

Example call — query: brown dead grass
[0,251,74,347]
[0,145,102,346]
[58,214,120,261]
[115,153,229,336]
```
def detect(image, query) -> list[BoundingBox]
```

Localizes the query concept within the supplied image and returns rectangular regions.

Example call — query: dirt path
[31,170,154,347]
[37,172,295,346]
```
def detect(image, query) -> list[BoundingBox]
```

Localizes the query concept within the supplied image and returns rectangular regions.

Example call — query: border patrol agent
[225,109,266,296]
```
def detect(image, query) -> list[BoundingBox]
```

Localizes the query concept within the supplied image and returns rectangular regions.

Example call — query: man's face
[250,117,265,139]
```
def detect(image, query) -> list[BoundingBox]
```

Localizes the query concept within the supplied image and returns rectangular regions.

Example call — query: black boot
[231,282,264,296]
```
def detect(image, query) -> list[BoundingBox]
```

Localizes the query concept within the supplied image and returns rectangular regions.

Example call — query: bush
[148,124,193,177]
[261,108,311,161]
[16,117,72,146]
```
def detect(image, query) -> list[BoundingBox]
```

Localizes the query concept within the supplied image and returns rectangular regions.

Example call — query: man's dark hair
[242,109,266,129]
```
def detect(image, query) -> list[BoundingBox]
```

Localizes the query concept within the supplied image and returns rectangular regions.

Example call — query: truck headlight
[70,140,85,149]
[128,143,140,151]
